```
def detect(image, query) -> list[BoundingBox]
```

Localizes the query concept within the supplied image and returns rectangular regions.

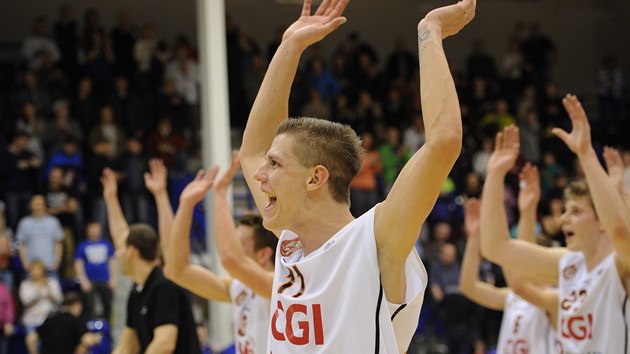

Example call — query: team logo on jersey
[278,265,305,298]
[235,290,248,306]
[562,264,578,280]
[280,239,303,257]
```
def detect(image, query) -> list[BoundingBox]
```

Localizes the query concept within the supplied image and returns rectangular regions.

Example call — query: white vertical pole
[196,0,233,350]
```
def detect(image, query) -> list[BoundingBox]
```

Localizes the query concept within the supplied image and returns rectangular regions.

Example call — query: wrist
[577,146,597,160]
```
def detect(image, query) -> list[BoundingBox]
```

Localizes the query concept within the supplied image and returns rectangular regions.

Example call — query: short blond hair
[276,118,363,204]
[564,180,598,219]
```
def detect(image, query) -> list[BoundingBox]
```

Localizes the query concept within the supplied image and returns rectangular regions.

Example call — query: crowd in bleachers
[0,4,627,354]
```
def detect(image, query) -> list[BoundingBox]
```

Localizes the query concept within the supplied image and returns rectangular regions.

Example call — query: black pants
[84,282,113,321]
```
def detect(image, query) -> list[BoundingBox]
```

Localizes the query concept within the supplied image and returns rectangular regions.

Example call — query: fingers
[551,127,570,145]
[302,0,313,17]
[315,0,331,16]
[326,0,349,17]
[494,132,503,152]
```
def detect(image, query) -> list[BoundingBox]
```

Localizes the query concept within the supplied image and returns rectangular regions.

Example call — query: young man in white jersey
[480,96,630,353]
[164,153,276,354]
[239,0,475,352]
[460,166,559,353]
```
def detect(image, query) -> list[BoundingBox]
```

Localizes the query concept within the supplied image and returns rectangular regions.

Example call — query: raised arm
[239,0,348,223]
[102,168,129,252]
[163,168,232,302]
[552,95,630,270]
[374,0,475,302]
[459,198,509,311]
[516,163,541,244]
[603,146,630,209]
[480,126,565,285]
[214,152,274,299]
[144,159,173,263]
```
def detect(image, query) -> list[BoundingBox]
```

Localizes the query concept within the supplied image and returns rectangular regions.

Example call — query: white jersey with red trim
[558,251,630,354]
[230,279,271,354]
[496,291,557,354]
[267,206,427,353]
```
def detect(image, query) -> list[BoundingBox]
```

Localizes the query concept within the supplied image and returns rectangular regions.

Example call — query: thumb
[323,16,347,32]
[551,128,570,145]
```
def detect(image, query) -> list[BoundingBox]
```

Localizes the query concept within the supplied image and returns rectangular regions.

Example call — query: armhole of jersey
[390,303,407,321]
[623,295,628,354]
[374,280,383,354]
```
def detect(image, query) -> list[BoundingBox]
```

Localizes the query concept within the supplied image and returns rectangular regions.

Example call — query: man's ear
[306,165,330,192]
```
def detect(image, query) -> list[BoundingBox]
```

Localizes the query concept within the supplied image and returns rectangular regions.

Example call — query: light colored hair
[564,180,597,219]
[276,117,363,203]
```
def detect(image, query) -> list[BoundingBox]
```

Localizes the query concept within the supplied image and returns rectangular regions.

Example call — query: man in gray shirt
[16,194,63,276]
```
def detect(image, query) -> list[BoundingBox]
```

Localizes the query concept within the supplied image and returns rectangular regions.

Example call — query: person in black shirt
[26,292,102,354]
[103,193,200,354]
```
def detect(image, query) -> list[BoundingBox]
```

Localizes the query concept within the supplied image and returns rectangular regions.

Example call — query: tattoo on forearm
[418,29,431,54]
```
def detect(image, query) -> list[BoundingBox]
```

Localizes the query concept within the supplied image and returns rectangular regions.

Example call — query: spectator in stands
[14,71,53,117]
[350,131,382,217]
[519,109,541,163]
[0,208,14,292]
[26,292,102,354]
[479,99,516,138]
[16,101,45,160]
[430,243,479,354]
[81,8,103,54]
[120,137,149,224]
[146,117,186,170]
[44,167,81,277]
[110,12,137,78]
[379,126,411,195]
[45,138,85,182]
[107,75,145,136]
[89,105,126,156]
[306,57,341,103]
[133,23,159,87]
[0,279,14,354]
[53,5,79,79]
[43,100,83,153]
[499,40,525,100]
[301,89,331,120]
[521,23,556,85]
[74,222,116,321]
[72,78,100,131]
[0,132,41,228]
[467,39,495,82]
[19,259,63,334]
[403,114,426,154]
[84,29,115,97]
[16,195,63,275]
[597,55,625,140]
[386,37,416,83]
[22,16,61,71]
[166,44,199,109]
[157,79,190,134]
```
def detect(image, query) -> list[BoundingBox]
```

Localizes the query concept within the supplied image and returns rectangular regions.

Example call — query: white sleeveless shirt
[230,279,271,354]
[267,206,427,353]
[496,291,558,354]
[558,252,630,353]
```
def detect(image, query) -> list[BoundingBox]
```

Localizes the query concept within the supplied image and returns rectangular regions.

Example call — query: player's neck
[132,261,156,286]
[581,235,615,272]
[296,202,354,256]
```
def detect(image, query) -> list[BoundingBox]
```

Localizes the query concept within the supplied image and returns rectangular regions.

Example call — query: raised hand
[144,159,168,195]
[418,0,476,40]
[552,94,593,156]
[464,198,481,238]
[214,151,240,193]
[282,0,349,50]
[518,163,541,213]
[101,168,118,199]
[603,146,625,194]
[180,167,219,206]
[487,125,520,176]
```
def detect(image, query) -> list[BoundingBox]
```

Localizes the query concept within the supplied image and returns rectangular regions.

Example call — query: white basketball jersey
[230,279,271,354]
[268,206,427,353]
[558,252,630,354]
[496,291,557,354]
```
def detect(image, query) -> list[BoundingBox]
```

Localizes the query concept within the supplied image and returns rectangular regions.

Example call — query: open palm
[518,163,540,213]
[144,159,168,194]
[464,198,481,238]
[487,125,520,176]
[214,151,240,193]
[420,0,476,39]
[604,146,625,193]
[180,168,219,205]
[282,0,349,49]
[552,94,592,156]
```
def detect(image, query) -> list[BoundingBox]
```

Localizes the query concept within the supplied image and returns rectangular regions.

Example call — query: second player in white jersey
[558,252,630,354]
[268,207,427,353]
[231,280,272,354]
[497,291,557,354]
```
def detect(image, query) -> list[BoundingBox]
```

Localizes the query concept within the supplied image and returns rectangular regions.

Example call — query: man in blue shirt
[74,221,116,320]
